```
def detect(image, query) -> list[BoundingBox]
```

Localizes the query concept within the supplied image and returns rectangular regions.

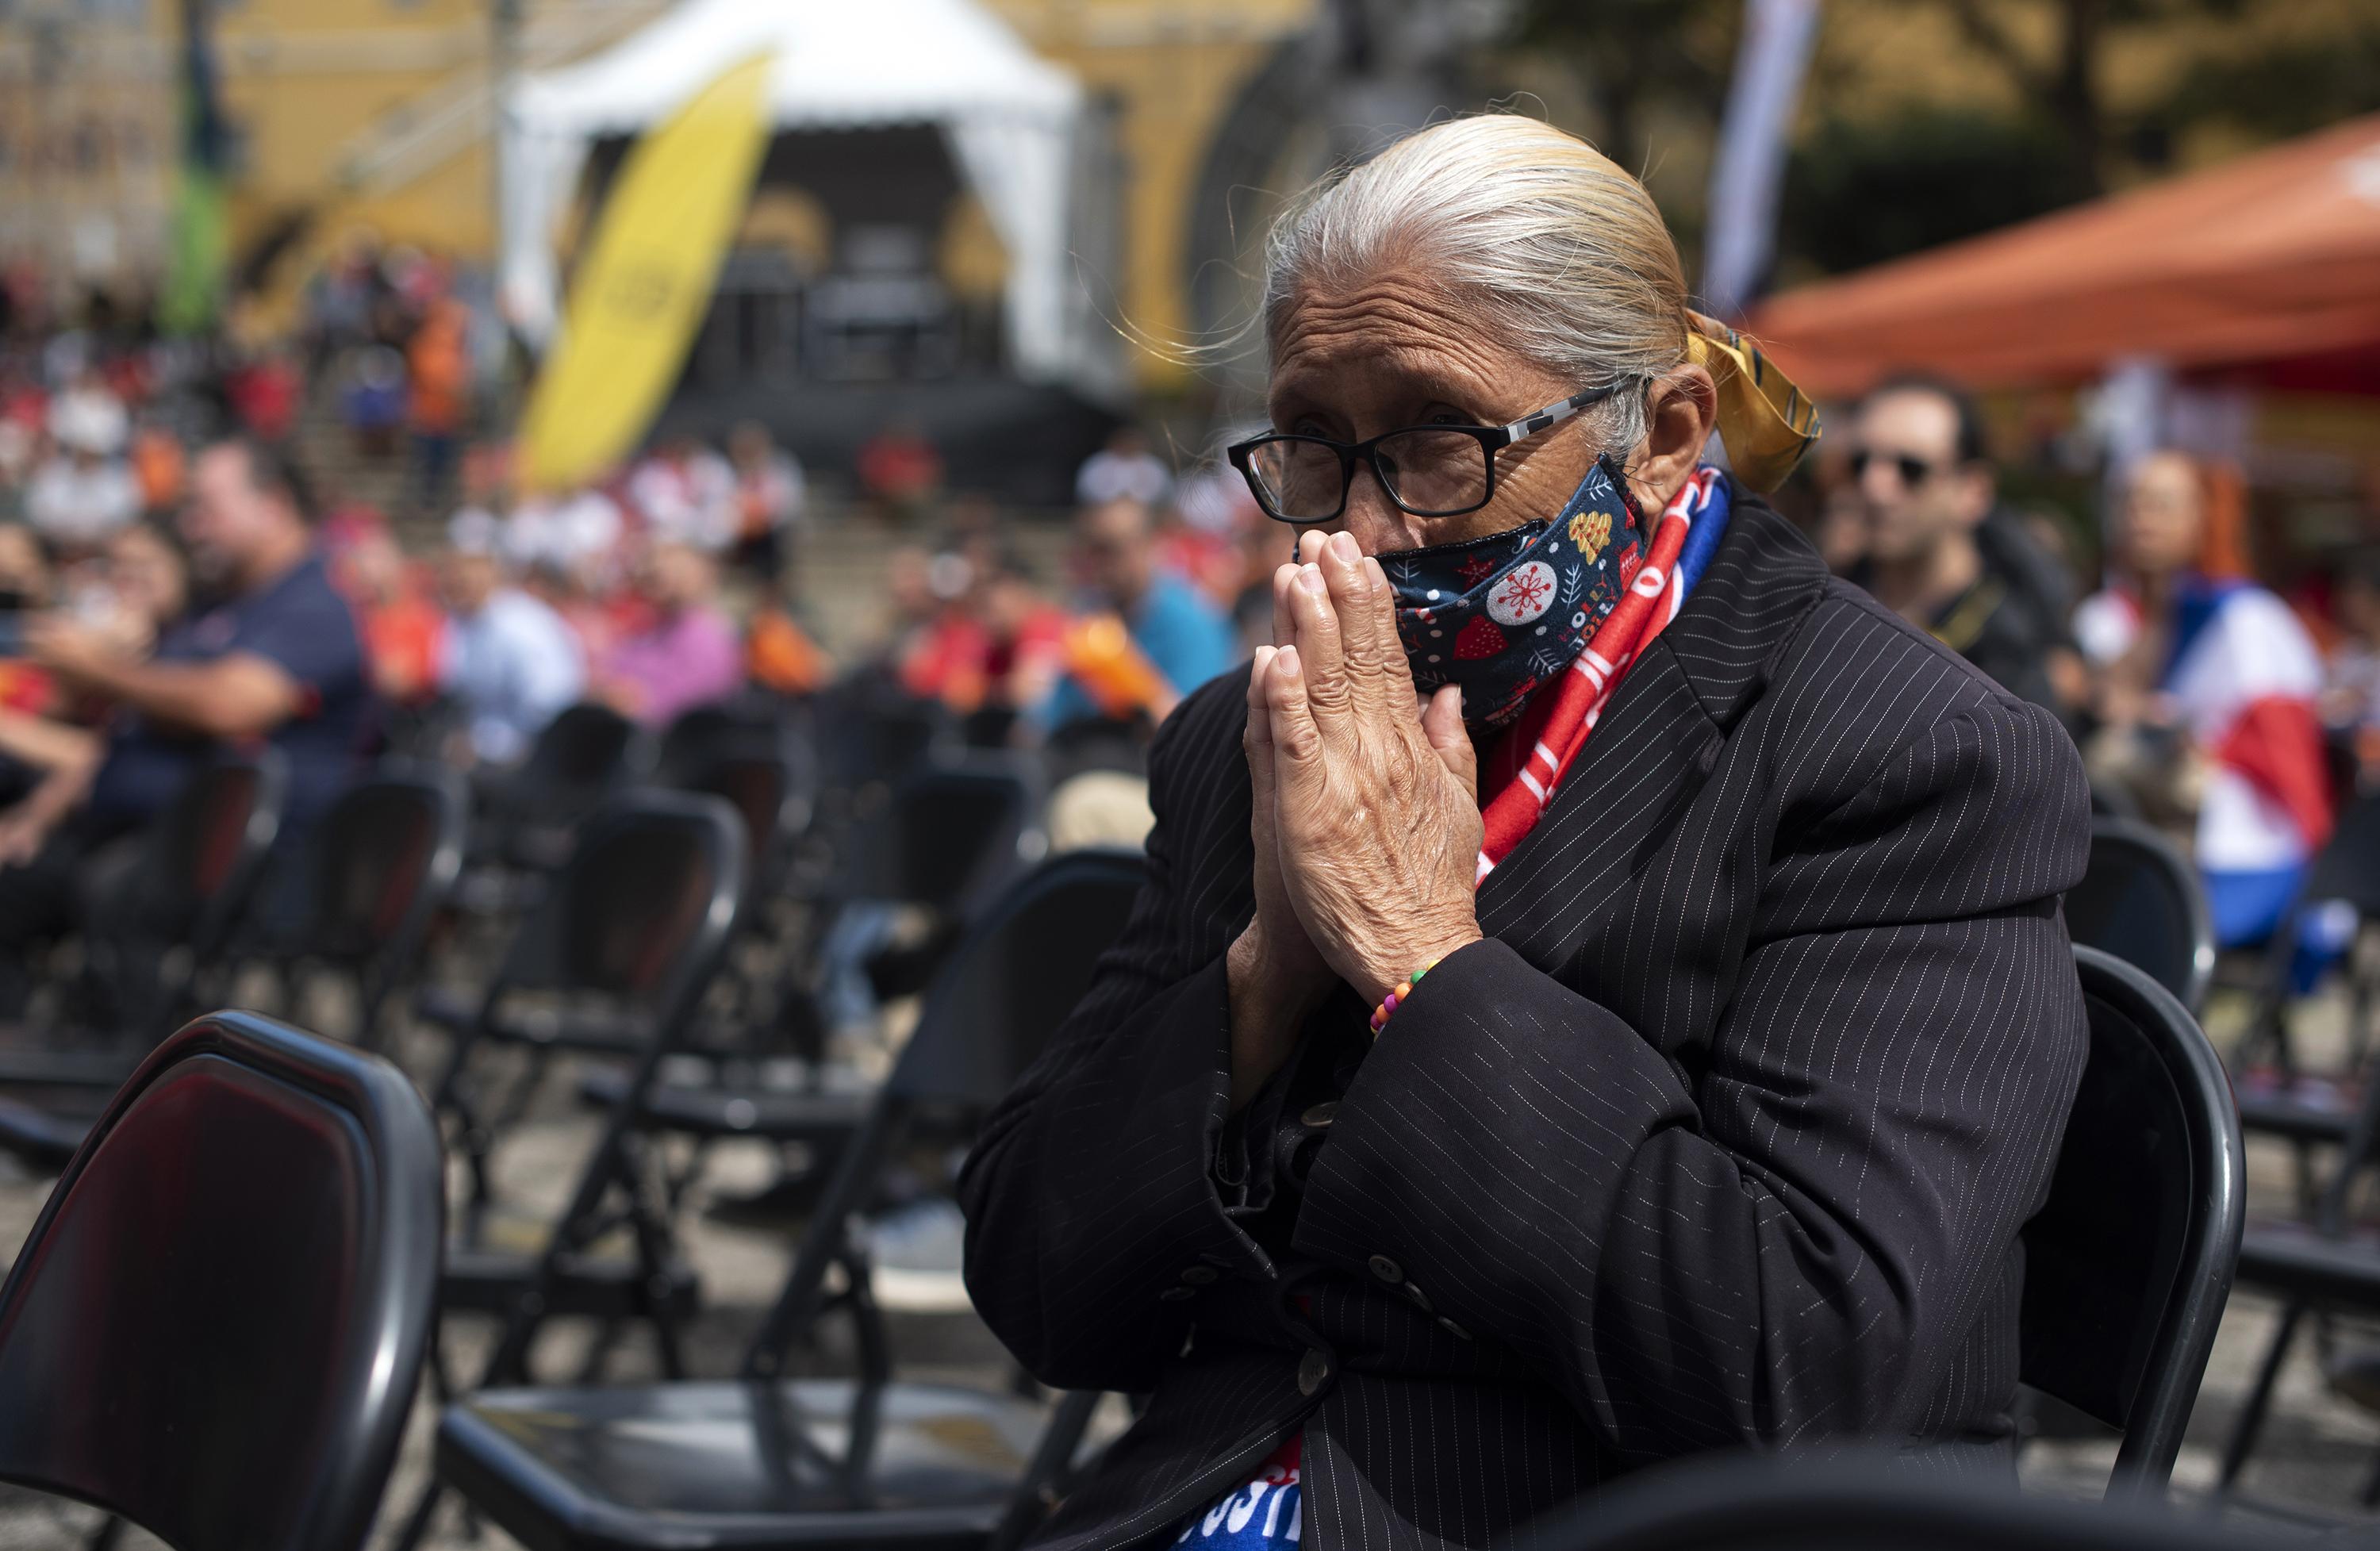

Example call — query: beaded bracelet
[1368,959,1441,1035]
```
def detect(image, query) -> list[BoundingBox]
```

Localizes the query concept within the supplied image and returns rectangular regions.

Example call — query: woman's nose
[1341,464,1421,555]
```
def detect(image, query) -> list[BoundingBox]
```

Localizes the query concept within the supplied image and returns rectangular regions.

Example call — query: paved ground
[1,980,2378,1549]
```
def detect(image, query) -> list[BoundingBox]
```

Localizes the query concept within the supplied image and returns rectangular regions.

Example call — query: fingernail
[1299,565,1325,594]
[1276,646,1300,678]
[1329,531,1361,564]
[1362,555,1387,587]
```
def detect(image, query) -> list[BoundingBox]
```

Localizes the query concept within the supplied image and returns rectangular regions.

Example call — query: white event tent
[501,0,1096,390]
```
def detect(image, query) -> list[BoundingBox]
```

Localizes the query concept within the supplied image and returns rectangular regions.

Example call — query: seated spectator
[25,408,140,555]
[329,514,447,708]
[340,344,409,458]
[0,521,188,838]
[1041,497,1234,730]
[746,593,831,698]
[962,115,2086,1547]
[2079,451,2332,946]
[1075,424,1173,509]
[857,417,943,526]
[727,420,805,579]
[435,542,585,766]
[1844,375,2075,720]
[594,540,742,724]
[504,485,624,580]
[2324,547,2380,781]
[0,435,367,987]
[628,435,736,553]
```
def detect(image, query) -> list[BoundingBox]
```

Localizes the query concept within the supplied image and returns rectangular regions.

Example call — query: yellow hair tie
[1684,310,1821,494]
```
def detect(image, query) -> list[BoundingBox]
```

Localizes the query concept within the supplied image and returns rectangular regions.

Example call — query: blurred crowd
[1804,374,2377,960]
[4,248,2380,998]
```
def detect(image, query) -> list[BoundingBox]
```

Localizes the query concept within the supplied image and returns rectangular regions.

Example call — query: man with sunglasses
[1844,374,2075,719]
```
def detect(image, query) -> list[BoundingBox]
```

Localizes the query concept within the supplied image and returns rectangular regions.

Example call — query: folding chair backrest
[121,749,286,954]
[489,789,747,1012]
[522,701,636,796]
[2301,792,2380,915]
[884,753,1043,916]
[0,1011,442,1551]
[2019,946,2244,1492]
[302,766,467,971]
[2063,818,2216,1014]
[894,847,1149,1105]
[743,849,1146,1379]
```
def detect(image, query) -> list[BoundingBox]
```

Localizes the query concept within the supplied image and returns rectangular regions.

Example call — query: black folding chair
[1526,1453,2287,1551]
[2020,946,2244,1494]
[574,749,1045,1143]
[0,766,467,1170]
[2217,993,2380,1502]
[2063,818,2215,1015]
[0,749,286,1090]
[467,700,637,881]
[424,789,747,1386]
[0,1009,443,1551]
[417,847,1147,1551]
[2221,795,2380,1212]
[2229,791,2380,1082]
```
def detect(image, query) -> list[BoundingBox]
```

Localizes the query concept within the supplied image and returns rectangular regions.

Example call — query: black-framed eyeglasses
[1226,385,1622,526]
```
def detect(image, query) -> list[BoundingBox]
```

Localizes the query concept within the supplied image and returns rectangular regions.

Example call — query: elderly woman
[961,116,2090,1550]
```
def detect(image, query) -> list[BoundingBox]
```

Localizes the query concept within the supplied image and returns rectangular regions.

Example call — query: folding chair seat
[439,1380,1054,1551]
[0,766,466,1170]
[578,1065,869,1139]
[425,790,747,1387]
[1533,1452,2288,1551]
[410,848,1147,1551]
[0,1010,442,1551]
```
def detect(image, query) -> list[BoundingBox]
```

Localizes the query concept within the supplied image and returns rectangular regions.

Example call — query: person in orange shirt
[406,298,471,513]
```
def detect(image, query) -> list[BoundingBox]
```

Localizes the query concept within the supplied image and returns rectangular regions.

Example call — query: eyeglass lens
[1248,429,1493,521]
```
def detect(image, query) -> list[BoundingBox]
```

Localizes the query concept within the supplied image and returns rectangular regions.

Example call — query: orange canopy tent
[1745,113,2380,399]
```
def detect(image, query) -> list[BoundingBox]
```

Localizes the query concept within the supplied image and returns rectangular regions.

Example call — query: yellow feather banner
[517,53,774,493]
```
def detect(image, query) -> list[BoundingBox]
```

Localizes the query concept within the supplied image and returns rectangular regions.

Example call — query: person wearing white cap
[25,376,139,554]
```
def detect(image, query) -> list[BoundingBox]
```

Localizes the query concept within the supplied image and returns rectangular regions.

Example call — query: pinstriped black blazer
[958,485,2092,1551]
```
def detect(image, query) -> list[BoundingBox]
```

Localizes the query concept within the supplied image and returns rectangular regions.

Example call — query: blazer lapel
[1475,489,1827,977]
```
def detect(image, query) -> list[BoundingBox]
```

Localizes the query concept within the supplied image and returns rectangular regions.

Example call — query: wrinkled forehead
[1267,273,1559,421]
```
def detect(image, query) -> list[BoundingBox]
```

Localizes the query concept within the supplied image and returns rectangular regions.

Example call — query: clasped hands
[1230,528,1484,1083]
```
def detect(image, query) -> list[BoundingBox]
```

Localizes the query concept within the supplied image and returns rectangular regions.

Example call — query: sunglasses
[1848,448,1949,487]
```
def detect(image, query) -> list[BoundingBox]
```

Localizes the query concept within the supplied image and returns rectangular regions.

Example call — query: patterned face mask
[1380,455,1645,731]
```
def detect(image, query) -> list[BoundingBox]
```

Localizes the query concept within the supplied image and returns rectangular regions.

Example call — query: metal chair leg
[2219,1300,2305,1490]
[390,1480,444,1551]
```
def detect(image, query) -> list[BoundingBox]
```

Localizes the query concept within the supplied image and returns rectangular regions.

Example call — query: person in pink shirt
[593,540,743,724]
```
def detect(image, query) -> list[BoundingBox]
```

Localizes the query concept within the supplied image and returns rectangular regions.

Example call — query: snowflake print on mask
[1486,560,1558,625]
[1383,453,1645,728]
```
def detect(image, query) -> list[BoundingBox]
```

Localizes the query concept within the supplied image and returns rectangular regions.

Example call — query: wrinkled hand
[1255,529,1483,1008]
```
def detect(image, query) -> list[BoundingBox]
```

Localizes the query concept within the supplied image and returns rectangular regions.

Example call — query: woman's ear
[1626,363,1718,513]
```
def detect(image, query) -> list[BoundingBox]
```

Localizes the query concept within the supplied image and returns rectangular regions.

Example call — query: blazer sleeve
[1292,693,2092,1460]
[958,680,1265,1392]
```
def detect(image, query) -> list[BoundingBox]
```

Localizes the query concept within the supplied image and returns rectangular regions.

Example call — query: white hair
[1262,115,1697,451]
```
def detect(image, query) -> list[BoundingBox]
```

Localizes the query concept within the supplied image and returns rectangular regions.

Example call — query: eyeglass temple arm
[1495,386,1618,447]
